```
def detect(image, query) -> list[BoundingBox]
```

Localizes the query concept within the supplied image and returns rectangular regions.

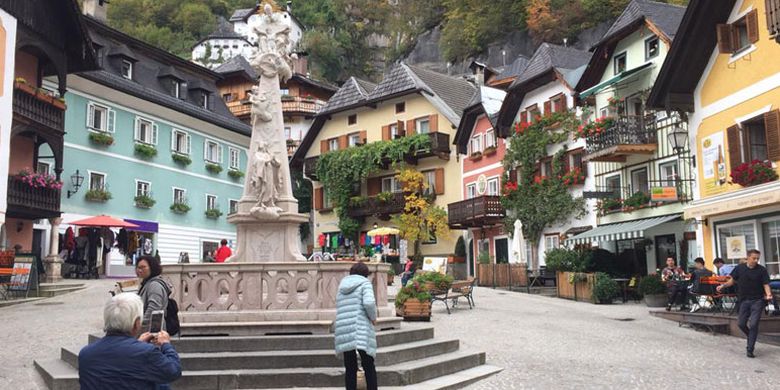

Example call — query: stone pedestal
[43,255,63,283]
[227,208,307,262]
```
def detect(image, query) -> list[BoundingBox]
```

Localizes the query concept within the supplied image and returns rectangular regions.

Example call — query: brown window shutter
[359,130,367,144]
[726,124,743,170]
[747,9,760,43]
[764,110,780,161]
[382,125,390,141]
[434,168,445,195]
[320,139,329,154]
[581,161,588,176]
[543,100,552,115]
[313,187,323,210]
[429,114,438,132]
[717,24,734,53]
[397,120,405,137]
[562,154,570,173]
[367,177,381,196]
[339,135,348,150]
[406,119,416,135]
[508,168,518,182]
[561,95,568,111]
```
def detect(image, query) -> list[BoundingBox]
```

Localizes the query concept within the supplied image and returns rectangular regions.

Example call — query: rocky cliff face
[402,21,614,76]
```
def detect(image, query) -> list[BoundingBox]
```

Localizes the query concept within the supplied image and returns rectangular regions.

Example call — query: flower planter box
[556,271,595,302]
[468,152,483,161]
[396,298,431,321]
[483,146,497,156]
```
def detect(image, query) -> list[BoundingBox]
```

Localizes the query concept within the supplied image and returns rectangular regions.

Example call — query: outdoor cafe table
[612,278,629,303]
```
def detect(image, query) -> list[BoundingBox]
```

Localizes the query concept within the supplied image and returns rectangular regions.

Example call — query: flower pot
[396,298,431,321]
[644,293,667,307]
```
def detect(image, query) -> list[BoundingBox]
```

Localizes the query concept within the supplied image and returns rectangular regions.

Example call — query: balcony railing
[13,85,65,131]
[226,100,251,118]
[347,192,406,218]
[448,195,505,229]
[281,96,326,115]
[594,178,694,215]
[304,156,319,180]
[585,114,657,162]
[6,176,61,219]
[416,132,451,157]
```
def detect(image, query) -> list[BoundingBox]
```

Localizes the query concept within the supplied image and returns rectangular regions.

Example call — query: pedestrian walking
[136,255,175,334]
[214,239,232,263]
[334,262,378,390]
[717,249,773,358]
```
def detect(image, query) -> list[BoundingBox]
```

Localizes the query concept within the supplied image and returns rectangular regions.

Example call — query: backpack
[152,279,180,336]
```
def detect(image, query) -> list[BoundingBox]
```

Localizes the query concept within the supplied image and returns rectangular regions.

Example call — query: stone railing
[163,262,389,316]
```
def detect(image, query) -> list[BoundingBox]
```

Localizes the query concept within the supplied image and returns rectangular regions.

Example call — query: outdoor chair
[0,266,32,300]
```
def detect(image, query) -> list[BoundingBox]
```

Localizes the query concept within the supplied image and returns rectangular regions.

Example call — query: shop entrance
[616,238,647,275]
[495,238,509,264]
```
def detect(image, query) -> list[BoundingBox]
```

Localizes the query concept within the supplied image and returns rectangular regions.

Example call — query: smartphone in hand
[149,310,164,335]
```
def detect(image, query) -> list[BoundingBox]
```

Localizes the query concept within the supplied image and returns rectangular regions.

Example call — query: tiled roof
[599,0,686,45]
[214,55,258,80]
[511,44,591,88]
[493,56,530,83]
[230,8,255,22]
[208,17,244,40]
[107,44,138,61]
[319,77,375,114]
[455,85,506,154]
[405,64,476,121]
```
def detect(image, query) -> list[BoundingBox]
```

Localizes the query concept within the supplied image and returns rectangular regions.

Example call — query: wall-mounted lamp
[373,223,378,229]
[667,126,696,167]
[67,170,84,198]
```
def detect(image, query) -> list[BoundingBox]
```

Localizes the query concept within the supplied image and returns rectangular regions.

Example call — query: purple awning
[124,219,158,233]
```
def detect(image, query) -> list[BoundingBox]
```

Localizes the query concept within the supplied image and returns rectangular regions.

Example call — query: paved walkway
[3,279,780,389]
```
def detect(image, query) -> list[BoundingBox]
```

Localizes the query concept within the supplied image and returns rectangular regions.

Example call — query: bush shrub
[592,272,619,303]
[638,274,667,296]
[172,153,192,166]
[205,163,223,174]
[413,272,453,291]
[544,248,584,272]
[134,143,157,159]
[228,169,244,180]
[394,280,431,308]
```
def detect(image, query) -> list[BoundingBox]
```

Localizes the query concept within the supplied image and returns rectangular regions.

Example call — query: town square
[1,0,780,389]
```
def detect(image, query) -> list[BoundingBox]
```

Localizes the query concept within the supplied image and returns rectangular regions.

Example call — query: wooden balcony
[6,177,61,219]
[448,196,505,229]
[226,100,251,120]
[303,156,319,180]
[13,84,65,133]
[281,96,326,115]
[347,192,406,218]
[585,114,657,162]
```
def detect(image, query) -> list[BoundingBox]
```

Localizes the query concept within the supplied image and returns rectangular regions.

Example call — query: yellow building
[649,0,780,275]
[291,63,476,259]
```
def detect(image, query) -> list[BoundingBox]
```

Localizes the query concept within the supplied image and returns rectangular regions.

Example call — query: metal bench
[430,278,476,315]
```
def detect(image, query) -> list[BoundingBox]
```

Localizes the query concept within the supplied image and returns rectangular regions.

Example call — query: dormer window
[171,80,181,98]
[201,93,209,109]
[121,60,133,79]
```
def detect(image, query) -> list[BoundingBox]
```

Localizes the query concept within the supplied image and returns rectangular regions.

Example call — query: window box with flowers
[560,168,585,186]
[134,143,157,159]
[89,131,114,146]
[205,208,223,219]
[13,169,63,190]
[170,201,191,214]
[134,194,156,209]
[483,145,497,156]
[575,117,615,139]
[171,153,192,166]
[730,160,779,187]
[85,188,112,202]
[468,151,483,161]
[228,169,245,180]
[596,197,622,216]
[621,191,652,212]
[205,163,223,174]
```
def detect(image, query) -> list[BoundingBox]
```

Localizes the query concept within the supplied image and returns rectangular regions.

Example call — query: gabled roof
[495,44,590,137]
[319,77,376,115]
[230,8,255,22]
[576,0,686,95]
[214,55,258,81]
[647,0,736,111]
[596,0,686,48]
[157,66,186,81]
[455,86,507,154]
[288,74,339,94]
[491,56,530,85]
[193,17,251,48]
[107,44,138,61]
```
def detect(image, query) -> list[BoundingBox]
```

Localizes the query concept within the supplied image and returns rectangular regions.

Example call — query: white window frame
[121,60,133,79]
[485,129,496,148]
[134,117,158,145]
[422,170,436,192]
[381,177,402,193]
[415,117,430,134]
[201,93,209,109]
[545,234,560,251]
[36,161,51,175]
[171,79,181,98]
[348,132,362,147]
[466,183,477,199]
[613,51,627,75]
[470,134,483,154]
[658,160,679,187]
[487,177,500,196]
[328,138,339,151]
[229,199,239,214]
[86,102,115,133]
[206,194,218,210]
[171,129,191,155]
[645,35,660,60]
[229,147,241,170]
[135,179,151,197]
[88,171,107,191]
[390,123,401,139]
[204,139,222,163]
[172,187,187,204]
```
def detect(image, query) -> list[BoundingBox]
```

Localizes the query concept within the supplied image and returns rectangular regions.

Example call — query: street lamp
[667,126,689,154]
[67,170,84,198]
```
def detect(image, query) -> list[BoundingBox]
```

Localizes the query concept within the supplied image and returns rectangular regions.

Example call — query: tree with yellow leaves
[392,168,449,266]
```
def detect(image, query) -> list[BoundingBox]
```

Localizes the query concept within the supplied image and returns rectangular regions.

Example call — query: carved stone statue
[226,3,306,263]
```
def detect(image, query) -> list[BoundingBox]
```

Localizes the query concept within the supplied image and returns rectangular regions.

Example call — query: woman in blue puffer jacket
[334,262,378,390]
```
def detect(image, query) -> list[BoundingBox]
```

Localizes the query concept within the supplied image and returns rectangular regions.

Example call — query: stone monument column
[44,217,63,283]
[227,4,306,262]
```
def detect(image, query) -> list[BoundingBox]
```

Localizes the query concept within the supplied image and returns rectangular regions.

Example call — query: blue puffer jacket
[334,275,378,357]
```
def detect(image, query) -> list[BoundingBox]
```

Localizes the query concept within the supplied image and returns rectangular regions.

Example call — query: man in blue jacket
[79,293,182,389]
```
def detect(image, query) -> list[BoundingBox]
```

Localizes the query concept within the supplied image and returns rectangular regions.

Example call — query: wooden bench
[110,279,139,296]
[430,277,476,315]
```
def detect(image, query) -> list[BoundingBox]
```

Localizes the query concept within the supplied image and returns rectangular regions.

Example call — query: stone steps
[34,283,86,298]
[35,325,499,389]
[180,316,402,336]
[758,332,780,347]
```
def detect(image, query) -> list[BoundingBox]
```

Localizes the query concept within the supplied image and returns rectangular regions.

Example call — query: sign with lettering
[650,186,678,202]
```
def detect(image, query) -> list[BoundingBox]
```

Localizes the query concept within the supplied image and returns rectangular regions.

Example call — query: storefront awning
[124,219,158,233]
[579,62,654,99]
[567,214,680,245]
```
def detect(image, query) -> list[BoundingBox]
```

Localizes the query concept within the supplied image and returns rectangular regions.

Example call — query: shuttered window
[717,9,759,55]
[726,109,780,171]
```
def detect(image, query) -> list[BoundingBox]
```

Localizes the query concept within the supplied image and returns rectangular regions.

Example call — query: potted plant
[134,194,156,209]
[394,280,432,320]
[349,195,368,207]
[89,132,114,146]
[730,160,779,187]
[134,143,157,159]
[413,272,453,292]
[170,201,191,214]
[592,272,619,304]
[228,169,245,180]
[376,191,393,204]
[623,191,651,210]
[13,169,63,190]
[205,162,223,174]
[386,268,395,286]
[85,188,112,202]
[205,208,222,219]
[172,153,192,166]
[638,274,668,307]
[448,236,467,264]
[477,251,491,264]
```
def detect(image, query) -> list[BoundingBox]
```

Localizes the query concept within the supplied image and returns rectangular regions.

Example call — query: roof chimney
[83,0,108,22]
[286,1,292,13]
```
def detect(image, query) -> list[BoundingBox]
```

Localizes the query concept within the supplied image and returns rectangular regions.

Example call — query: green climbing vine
[501,111,586,260]
[315,134,432,242]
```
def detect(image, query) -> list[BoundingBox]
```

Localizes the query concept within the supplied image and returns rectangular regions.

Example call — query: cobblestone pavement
[4,279,780,389]
[409,286,780,389]
[0,279,115,389]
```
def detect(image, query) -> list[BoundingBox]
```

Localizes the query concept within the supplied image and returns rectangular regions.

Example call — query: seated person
[662,257,688,311]
[401,259,416,287]
[79,293,181,390]
[689,257,714,294]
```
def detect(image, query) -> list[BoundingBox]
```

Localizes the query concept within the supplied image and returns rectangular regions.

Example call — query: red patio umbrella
[66,215,139,229]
